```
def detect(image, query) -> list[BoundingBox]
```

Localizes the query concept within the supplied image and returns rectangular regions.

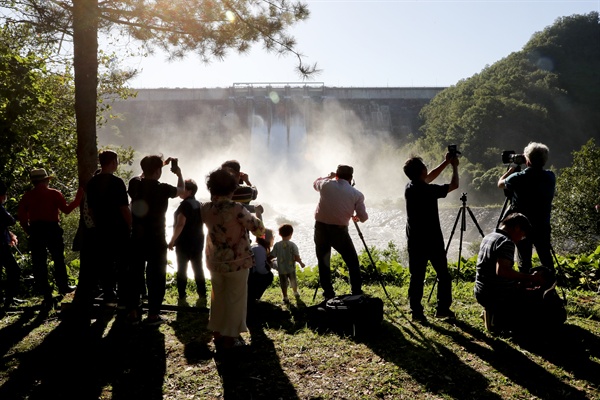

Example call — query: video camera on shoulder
[501,150,526,166]
[448,144,461,158]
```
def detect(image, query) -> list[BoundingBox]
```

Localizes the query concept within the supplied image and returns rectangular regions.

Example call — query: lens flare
[269,91,280,104]
[225,10,235,22]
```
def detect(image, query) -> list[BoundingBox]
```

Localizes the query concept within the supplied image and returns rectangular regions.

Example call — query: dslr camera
[501,150,526,165]
[448,144,461,158]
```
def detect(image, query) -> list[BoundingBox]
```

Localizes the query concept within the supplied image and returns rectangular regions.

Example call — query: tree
[0,24,78,199]
[1,0,316,184]
[552,139,600,254]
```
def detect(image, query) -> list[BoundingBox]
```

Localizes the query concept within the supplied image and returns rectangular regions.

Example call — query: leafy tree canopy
[0,24,79,205]
[552,139,600,254]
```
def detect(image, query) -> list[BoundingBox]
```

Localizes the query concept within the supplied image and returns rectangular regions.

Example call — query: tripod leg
[429,207,462,303]
[466,206,485,238]
[456,209,466,284]
[549,245,568,303]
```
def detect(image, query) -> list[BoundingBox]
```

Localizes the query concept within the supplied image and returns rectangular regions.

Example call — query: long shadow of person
[356,317,503,400]
[0,310,109,399]
[429,319,589,400]
[171,303,213,363]
[100,318,167,400]
[215,302,299,400]
[511,322,600,387]
[0,306,47,358]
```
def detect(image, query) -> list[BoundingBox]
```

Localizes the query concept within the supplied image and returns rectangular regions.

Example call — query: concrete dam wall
[99,84,446,152]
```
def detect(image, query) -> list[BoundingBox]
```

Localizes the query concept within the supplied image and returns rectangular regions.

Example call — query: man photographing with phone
[403,147,459,322]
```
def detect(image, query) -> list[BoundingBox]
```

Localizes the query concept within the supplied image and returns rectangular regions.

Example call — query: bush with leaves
[552,139,600,254]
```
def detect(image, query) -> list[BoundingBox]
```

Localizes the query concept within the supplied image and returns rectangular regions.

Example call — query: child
[270,224,305,302]
[248,229,274,302]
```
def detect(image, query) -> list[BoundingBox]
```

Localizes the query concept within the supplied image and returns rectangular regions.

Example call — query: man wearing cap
[313,165,368,299]
[0,180,22,309]
[18,168,83,300]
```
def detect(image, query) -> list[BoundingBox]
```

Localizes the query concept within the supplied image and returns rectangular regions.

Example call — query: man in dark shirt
[404,153,459,322]
[127,155,185,325]
[474,213,545,332]
[498,142,555,273]
[84,150,131,308]
[168,179,206,306]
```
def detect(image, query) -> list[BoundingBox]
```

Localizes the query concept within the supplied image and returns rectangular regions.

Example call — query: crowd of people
[0,140,565,344]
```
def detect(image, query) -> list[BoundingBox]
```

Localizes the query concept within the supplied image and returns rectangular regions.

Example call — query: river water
[165,200,502,278]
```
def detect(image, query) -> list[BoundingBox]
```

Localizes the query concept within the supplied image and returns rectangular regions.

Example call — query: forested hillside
[413,12,599,204]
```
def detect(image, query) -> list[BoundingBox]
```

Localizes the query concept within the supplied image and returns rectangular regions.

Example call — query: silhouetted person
[248,229,274,303]
[83,150,132,308]
[403,153,459,322]
[498,142,555,273]
[168,179,207,307]
[0,180,22,309]
[127,155,184,325]
[313,165,367,300]
[221,160,259,214]
[18,168,83,303]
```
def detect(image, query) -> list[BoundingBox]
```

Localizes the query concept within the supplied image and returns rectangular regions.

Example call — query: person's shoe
[435,309,456,320]
[195,297,208,308]
[124,310,141,326]
[59,285,76,295]
[323,292,335,301]
[177,298,189,307]
[412,312,428,323]
[282,297,290,304]
[294,292,301,299]
[144,314,165,326]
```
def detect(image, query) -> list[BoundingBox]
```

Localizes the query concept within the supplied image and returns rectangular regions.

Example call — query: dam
[99,84,446,153]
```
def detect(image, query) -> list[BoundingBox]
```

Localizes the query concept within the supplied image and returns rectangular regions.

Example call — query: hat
[30,168,52,182]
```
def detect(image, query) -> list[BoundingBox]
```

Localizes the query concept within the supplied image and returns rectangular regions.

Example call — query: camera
[170,158,178,172]
[501,150,526,165]
[448,144,461,158]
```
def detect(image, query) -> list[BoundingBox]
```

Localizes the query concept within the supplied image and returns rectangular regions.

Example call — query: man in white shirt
[313,165,368,299]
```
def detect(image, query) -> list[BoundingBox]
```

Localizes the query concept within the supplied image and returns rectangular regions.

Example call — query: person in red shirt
[18,168,83,302]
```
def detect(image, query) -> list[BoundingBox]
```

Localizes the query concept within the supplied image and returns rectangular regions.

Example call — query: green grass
[0,280,599,399]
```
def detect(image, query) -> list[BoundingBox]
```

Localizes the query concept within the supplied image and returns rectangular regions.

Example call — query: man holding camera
[313,165,368,300]
[403,151,459,322]
[498,142,555,273]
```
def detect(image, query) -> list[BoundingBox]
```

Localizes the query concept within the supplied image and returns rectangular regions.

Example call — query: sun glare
[225,10,235,23]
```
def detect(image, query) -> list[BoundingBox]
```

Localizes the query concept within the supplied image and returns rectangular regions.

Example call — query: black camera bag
[307,294,383,337]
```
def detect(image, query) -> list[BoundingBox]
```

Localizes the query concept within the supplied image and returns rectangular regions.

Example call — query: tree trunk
[73,0,99,185]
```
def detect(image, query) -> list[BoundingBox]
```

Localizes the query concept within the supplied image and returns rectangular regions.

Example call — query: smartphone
[170,158,178,172]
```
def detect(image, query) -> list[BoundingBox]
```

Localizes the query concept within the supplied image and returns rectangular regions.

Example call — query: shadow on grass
[0,306,49,359]
[213,301,300,400]
[429,319,589,400]
[0,307,167,400]
[512,323,600,389]
[362,318,503,399]
[171,304,213,363]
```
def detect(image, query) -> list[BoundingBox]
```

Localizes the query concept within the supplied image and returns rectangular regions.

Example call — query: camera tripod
[428,192,485,302]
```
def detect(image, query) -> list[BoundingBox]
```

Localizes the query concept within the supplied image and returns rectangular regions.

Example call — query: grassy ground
[0,281,599,400]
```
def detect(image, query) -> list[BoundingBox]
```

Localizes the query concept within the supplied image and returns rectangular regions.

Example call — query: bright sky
[125,1,599,89]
